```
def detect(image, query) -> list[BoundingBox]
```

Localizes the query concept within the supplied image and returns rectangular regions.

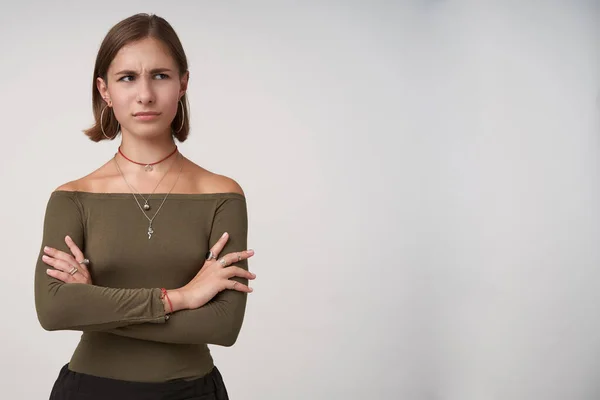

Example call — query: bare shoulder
[54,174,97,192]
[208,173,245,196]
[183,158,245,196]
[54,181,80,192]
[53,160,114,193]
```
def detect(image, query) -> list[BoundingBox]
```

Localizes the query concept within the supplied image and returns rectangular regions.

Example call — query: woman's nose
[136,77,155,104]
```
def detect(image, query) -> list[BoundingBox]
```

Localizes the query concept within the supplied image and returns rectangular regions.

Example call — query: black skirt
[49,362,230,400]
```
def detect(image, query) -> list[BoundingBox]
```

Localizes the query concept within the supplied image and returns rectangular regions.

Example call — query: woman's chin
[123,125,173,139]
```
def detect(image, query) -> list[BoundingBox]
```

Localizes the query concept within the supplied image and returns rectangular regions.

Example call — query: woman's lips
[134,112,160,121]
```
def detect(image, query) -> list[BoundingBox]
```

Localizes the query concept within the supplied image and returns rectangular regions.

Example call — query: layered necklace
[114,148,184,239]
[119,145,178,172]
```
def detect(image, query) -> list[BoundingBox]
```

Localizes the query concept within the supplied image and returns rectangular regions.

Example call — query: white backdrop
[0,1,599,399]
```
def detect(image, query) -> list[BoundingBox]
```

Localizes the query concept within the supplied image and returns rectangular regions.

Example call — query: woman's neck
[115,133,179,174]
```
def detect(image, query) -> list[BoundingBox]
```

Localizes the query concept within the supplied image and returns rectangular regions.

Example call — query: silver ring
[68,267,78,276]
[79,258,90,266]
[232,282,238,290]
[237,254,241,262]
[219,258,227,267]
[205,251,216,261]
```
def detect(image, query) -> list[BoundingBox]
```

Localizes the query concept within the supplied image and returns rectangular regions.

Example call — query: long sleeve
[104,196,249,346]
[34,191,167,331]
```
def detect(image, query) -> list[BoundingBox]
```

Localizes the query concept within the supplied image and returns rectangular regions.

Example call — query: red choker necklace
[118,146,179,172]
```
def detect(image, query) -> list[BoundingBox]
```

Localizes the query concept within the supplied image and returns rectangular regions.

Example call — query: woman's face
[97,37,188,139]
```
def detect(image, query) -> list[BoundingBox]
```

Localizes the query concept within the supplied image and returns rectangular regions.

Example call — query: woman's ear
[96,77,111,106]
[179,70,189,98]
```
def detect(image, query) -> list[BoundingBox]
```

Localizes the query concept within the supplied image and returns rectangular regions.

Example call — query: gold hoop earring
[100,105,120,140]
[175,99,185,134]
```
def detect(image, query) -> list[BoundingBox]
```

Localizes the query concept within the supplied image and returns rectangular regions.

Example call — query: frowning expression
[97,37,188,138]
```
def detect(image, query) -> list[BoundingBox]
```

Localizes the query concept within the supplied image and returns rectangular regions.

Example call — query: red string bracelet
[160,288,174,314]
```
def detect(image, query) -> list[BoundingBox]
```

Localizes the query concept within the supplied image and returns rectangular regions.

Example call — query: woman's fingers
[42,244,90,281]
[206,232,229,261]
[42,251,76,273]
[218,249,255,268]
[46,268,77,283]
[228,280,254,293]
[64,236,91,278]
[65,235,84,262]
[43,257,84,283]
[223,265,256,281]
[218,251,256,293]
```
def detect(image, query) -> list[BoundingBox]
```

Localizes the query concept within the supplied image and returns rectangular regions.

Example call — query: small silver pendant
[143,203,151,210]
[148,224,154,239]
[144,164,153,172]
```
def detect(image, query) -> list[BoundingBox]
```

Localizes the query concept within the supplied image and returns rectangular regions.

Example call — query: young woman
[34,13,256,400]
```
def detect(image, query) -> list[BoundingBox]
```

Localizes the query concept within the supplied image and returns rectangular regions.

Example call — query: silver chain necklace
[114,153,184,239]
[116,151,178,211]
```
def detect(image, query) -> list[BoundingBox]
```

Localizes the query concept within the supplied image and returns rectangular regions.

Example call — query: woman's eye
[118,74,168,82]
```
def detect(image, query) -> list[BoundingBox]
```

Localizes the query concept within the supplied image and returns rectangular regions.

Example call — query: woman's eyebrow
[114,68,172,75]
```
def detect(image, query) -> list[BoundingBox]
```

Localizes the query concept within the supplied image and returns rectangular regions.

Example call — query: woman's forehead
[109,37,176,72]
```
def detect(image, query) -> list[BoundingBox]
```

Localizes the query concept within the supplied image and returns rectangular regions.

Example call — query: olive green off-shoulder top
[34,190,249,383]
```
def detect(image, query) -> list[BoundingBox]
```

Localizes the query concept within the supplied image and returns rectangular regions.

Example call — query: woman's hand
[43,235,92,285]
[173,232,256,311]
